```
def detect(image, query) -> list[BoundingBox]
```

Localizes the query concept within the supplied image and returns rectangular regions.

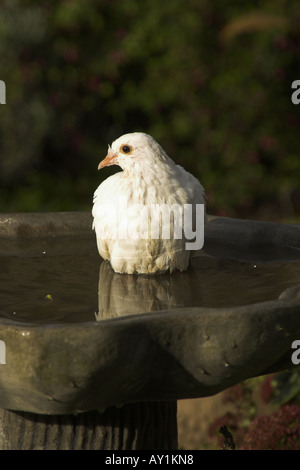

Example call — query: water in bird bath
[1,234,300,324]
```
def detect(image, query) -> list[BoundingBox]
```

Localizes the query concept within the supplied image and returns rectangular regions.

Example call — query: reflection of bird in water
[92,132,206,275]
[95,261,194,320]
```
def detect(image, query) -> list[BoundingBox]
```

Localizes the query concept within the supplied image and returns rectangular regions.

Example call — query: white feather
[92,132,206,274]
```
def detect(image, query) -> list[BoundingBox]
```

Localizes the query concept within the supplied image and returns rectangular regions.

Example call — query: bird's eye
[120,145,132,154]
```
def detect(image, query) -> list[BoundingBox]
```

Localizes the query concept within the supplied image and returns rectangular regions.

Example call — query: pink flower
[63,48,78,63]
[88,76,101,92]
[260,375,274,404]
[48,93,61,107]
[241,404,300,450]
[274,36,288,50]
[259,135,278,151]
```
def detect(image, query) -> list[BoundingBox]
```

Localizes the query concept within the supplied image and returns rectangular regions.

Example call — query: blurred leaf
[221,12,289,42]
[271,370,300,405]
[0,0,299,218]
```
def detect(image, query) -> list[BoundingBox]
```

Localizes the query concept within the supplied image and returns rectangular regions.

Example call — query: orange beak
[98,152,118,170]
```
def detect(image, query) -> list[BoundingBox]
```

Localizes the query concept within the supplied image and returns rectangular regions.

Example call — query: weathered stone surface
[204,215,300,261]
[0,212,299,415]
[0,291,299,414]
[0,401,177,450]
[0,211,92,239]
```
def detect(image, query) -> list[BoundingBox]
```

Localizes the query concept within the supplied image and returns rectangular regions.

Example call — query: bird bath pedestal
[0,212,300,450]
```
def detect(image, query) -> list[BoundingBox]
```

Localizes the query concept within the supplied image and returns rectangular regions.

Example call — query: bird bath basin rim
[0,211,299,415]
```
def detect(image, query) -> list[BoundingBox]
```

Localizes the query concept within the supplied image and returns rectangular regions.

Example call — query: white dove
[92,132,206,275]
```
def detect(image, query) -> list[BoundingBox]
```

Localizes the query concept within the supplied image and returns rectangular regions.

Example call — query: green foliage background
[0,0,299,220]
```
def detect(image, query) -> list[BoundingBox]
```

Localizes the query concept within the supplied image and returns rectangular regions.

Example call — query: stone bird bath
[0,212,300,450]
